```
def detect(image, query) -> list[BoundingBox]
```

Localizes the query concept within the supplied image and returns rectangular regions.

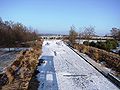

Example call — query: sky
[0,0,120,35]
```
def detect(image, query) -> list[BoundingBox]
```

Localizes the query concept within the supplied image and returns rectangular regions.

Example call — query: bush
[89,40,118,52]
[83,41,89,46]
[104,39,118,51]
[89,41,96,47]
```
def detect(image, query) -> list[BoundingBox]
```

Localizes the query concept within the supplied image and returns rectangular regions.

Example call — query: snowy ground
[0,47,29,52]
[0,51,17,73]
[0,48,30,73]
[37,40,119,90]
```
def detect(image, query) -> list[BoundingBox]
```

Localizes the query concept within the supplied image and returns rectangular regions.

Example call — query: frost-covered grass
[37,40,119,90]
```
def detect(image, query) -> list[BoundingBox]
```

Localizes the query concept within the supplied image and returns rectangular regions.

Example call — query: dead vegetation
[0,39,43,90]
[74,44,120,77]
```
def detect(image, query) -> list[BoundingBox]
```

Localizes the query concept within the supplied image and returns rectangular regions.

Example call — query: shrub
[89,41,96,47]
[83,41,89,46]
[91,39,118,52]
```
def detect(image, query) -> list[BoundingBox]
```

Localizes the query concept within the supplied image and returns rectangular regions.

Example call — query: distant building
[91,36,114,40]
[40,34,63,39]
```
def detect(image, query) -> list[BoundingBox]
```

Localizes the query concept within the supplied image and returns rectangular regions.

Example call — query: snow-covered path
[37,40,119,90]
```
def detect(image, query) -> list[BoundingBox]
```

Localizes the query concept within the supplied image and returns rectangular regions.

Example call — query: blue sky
[0,0,120,35]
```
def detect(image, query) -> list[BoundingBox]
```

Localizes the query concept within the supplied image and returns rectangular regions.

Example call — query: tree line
[68,26,120,45]
[68,26,95,46]
[68,26,120,53]
[0,18,39,48]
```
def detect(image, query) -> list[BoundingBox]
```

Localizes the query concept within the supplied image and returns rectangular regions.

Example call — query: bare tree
[111,28,120,40]
[78,27,85,44]
[82,26,95,40]
[69,26,78,46]
[80,26,95,45]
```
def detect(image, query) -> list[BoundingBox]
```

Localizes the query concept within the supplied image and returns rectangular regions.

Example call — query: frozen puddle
[37,40,119,90]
